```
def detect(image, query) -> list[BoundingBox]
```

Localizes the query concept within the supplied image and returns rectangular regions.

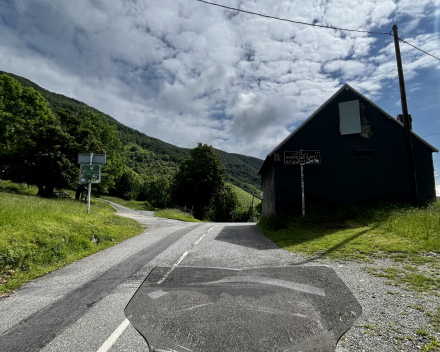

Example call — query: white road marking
[96,225,210,352]
[157,250,189,284]
[96,318,130,352]
[193,233,206,245]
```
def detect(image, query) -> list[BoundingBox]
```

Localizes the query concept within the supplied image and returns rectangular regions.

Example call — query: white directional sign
[78,154,106,165]
[284,151,321,165]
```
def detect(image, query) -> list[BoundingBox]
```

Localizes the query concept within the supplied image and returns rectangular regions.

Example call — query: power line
[422,132,440,137]
[195,0,440,61]
[195,0,391,35]
[399,38,440,61]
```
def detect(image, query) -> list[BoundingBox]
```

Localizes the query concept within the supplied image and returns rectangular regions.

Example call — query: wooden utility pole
[392,24,419,207]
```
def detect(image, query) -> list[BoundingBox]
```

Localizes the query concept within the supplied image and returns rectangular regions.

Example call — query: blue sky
[1,0,439,177]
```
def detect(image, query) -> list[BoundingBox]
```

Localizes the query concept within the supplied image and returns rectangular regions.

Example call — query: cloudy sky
[1,0,440,169]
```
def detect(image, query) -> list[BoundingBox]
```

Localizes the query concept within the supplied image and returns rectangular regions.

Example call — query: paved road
[0,203,329,352]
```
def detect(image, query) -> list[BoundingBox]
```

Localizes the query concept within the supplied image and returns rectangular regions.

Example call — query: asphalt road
[0,203,355,352]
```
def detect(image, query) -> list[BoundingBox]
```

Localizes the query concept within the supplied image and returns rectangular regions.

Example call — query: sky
[1,0,440,177]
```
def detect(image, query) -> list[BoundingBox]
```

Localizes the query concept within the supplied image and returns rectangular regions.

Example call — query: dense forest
[0,71,263,198]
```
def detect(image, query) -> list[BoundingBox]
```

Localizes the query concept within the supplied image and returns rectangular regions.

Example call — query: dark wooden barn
[258,84,438,216]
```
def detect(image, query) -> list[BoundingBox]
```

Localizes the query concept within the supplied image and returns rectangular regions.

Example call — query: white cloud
[0,0,439,159]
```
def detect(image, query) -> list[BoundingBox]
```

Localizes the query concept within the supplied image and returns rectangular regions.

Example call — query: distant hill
[227,182,261,214]
[1,71,263,198]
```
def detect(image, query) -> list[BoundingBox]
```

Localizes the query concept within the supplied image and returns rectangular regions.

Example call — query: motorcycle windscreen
[125,265,362,352]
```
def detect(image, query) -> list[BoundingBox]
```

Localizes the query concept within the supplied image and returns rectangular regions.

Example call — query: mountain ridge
[1,71,263,198]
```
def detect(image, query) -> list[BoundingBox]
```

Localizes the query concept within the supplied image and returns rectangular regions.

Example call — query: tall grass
[154,209,203,222]
[258,200,440,259]
[0,192,144,294]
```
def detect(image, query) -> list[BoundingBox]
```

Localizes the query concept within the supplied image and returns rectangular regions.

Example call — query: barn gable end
[259,84,437,215]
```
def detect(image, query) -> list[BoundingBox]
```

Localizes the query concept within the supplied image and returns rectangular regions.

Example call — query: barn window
[339,100,361,135]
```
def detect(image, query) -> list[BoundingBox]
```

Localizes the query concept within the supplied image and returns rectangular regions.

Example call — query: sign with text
[79,164,101,184]
[284,151,321,165]
[78,154,106,165]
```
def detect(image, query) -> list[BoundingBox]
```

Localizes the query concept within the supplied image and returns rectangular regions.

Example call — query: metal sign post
[78,153,105,214]
[87,153,93,214]
[285,150,321,216]
[301,162,305,216]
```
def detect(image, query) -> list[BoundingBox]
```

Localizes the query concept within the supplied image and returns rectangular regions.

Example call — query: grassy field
[0,187,144,295]
[96,194,155,211]
[258,200,440,294]
[0,180,40,196]
[227,182,261,213]
[259,200,440,259]
[154,209,203,222]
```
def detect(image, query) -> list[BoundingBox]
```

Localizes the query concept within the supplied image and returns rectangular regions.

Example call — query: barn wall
[270,88,436,212]
[261,162,276,215]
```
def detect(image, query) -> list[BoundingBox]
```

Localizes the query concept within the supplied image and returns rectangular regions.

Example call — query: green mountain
[1,71,263,198]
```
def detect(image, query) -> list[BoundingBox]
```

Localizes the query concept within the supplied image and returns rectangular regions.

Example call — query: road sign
[78,154,106,165]
[284,150,321,216]
[284,150,321,165]
[79,164,101,184]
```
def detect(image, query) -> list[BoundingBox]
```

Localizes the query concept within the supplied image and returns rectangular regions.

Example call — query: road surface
[0,202,324,352]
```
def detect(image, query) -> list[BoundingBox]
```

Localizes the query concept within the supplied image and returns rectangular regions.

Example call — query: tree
[143,176,170,208]
[114,167,142,200]
[0,75,124,196]
[171,143,226,219]
[207,185,238,222]
[56,108,124,193]
[0,74,75,196]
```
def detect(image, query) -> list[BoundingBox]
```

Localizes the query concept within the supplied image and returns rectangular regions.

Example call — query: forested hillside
[0,71,262,198]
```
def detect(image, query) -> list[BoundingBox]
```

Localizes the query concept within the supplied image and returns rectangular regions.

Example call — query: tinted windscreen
[125,266,362,352]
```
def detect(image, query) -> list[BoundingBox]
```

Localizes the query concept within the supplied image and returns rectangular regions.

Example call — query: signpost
[78,153,106,214]
[284,150,321,216]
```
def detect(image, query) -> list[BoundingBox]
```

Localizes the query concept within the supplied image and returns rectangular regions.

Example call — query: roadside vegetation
[0,185,144,295]
[258,200,440,294]
[154,209,203,222]
[227,183,261,221]
[96,194,155,211]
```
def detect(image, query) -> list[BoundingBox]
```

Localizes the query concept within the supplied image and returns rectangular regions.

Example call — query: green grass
[258,200,440,261]
[0,180,39,196]
[96,194,155,211]
[363,267,440,294]
[154,209,203,222]
[227,183,261,213]
[258,200,440,294]
[0,191,144,294]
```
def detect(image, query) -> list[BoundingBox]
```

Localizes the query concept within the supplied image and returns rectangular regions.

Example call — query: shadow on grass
[289,226,377,265]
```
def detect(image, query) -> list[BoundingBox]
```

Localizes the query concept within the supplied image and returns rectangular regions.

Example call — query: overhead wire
[194,0,440,61]
[398,38,440,61]
[422,132,440,137]
[195,0,391,35]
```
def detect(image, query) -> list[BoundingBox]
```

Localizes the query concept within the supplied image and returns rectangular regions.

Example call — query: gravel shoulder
[328,255,440,352]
